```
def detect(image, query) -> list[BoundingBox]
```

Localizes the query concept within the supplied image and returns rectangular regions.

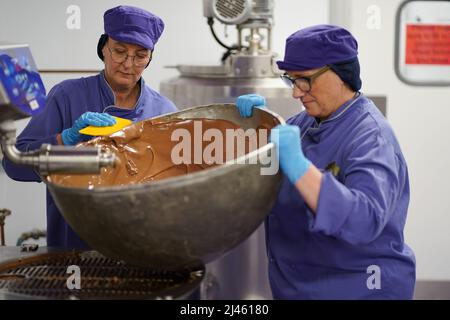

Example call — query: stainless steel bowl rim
[46,143,276,194]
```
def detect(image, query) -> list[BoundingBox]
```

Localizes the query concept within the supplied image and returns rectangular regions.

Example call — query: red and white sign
[405,24,450,65]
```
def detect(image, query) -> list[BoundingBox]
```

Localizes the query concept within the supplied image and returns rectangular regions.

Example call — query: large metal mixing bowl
[45,104,283,271]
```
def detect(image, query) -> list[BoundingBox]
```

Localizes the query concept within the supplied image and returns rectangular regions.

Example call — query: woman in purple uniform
[236,25,415,300]
[2,6,177,249]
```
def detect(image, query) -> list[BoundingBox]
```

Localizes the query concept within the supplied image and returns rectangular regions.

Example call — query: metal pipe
[268,25,272,52]
[0,208,11,246]
[37,144,116,175]
[1,140,38,166]
[248,28,262,56]
[238,26,243,51]
[0,121,116,175]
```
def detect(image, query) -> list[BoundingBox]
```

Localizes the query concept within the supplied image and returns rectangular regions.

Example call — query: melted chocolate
[48,117,276,189]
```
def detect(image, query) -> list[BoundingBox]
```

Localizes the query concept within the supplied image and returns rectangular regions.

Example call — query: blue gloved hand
[270,124,311,185]
[61,112,116,145]
[235,94,266,118]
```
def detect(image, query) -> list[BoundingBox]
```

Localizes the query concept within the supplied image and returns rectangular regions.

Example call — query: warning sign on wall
[405,24,450,65]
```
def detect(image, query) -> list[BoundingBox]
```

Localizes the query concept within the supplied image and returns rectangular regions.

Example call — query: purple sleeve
[1,85,66,182]
[308,134,405,245]
[161,96,177,113]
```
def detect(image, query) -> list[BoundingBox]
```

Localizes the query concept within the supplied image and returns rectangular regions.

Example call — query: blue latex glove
[270,124,312,185]
[61,112,116,145]
[235,94,266,118]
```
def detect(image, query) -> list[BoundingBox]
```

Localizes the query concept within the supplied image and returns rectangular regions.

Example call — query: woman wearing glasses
[236,25,415,299]
[2,6,176,249]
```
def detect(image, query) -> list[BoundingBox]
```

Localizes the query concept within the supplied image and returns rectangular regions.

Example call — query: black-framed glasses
[280,65,331,92]
[107,46,151,67]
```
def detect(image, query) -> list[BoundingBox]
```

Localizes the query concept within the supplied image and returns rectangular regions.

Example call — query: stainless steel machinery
[0,247,204,300]
[160,0,300,120]
[160,0,299,299]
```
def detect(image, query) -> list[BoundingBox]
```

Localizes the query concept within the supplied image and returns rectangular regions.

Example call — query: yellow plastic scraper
[79,116,133,136]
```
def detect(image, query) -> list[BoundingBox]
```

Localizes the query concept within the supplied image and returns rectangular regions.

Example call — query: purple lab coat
[266,94,416,299]
[2,71,177,248]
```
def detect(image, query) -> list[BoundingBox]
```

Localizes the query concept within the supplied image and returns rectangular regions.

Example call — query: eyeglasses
[107,47,151,67]
[280,65,331,92]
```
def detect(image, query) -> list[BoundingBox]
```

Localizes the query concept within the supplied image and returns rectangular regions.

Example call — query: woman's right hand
[61,112,116,145]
